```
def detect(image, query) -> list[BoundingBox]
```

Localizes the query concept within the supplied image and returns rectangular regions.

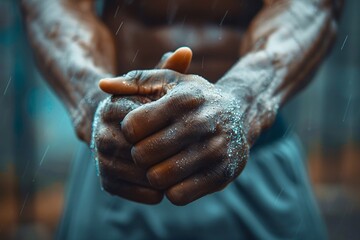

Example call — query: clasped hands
[92,47,250,205]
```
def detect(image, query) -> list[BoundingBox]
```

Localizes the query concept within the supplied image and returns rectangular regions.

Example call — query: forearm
[217,0,342,144]
[21,0,116,142]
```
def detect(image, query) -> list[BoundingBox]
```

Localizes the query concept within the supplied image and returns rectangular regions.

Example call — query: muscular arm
[21,0,116,143]
[217,0,343,144]
[22,0,180,204]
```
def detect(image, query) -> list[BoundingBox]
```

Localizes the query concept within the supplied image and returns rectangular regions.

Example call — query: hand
[92,47,193,204]
[91,95,164,204]
[101,64,250,206]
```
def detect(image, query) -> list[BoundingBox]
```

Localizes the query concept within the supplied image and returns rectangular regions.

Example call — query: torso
[102,0,263,82]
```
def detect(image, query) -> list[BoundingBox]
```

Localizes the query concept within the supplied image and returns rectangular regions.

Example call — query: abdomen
[101,0,263,82]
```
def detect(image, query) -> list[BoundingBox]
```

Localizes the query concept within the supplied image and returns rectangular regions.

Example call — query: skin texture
[21,0,343,205]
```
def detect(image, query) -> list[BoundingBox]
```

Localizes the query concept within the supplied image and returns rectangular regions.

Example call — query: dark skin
[22,0,343,205]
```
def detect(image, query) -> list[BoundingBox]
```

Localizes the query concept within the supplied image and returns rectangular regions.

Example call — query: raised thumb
[99,47,192,95]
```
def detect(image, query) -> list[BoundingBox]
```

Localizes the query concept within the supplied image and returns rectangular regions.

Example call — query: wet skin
[22,0,343,205]
[96,47,250,205]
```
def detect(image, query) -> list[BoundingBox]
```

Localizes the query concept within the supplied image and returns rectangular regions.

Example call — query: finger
[98,47,192,95]
[165,163,232,206]
[121,91,205,144]
[131,118,214,169]
[146,135,226,190]
[101,177,163,205]
[155,47,193,73]
[155,52,173,69]
[99,69,176,95]
[98,154,150,186]
[160,47,192,73]
[100,96,143,123]
[95,124,132,160]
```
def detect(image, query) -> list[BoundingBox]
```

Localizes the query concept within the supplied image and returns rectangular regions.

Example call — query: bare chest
[102,0,263,81]
[104,0,262,26]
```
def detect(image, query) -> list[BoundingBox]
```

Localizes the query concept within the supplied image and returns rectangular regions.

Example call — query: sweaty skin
[91,49,192,204]
[21,0,343,205]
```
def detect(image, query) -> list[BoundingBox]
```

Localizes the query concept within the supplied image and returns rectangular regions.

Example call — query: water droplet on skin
[194,178,199,184]
[91,98,109,177]
[212,95,250,179]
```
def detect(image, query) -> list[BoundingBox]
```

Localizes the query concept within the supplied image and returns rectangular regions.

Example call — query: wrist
[72,89,107,144]
[72,73,112,144]
[216,63,281,146]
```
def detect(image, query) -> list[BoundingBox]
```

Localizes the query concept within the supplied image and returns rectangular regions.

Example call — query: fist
[91,95,164,204]
[92,47,193,204]
[101,68,250,206]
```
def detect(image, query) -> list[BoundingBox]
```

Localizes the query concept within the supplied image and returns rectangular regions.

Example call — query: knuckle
[164,93,181,110]
[95,128,116,154]
[110,100,128,116]
[147,168,165,190]
[168,92,204,111]
[186,117,209,135]
[193,117,208,128]
[208,136,227,158]
[95,126,132,159]
[189,87,206,103]
[103,97,139,122]
[131,146,147,168]
[121,116,136,143]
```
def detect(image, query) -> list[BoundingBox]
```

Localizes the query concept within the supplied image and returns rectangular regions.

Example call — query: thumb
[157,47,193,73]
[99,47,192,95]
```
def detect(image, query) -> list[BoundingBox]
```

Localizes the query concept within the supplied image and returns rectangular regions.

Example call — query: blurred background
[0,0,359,239]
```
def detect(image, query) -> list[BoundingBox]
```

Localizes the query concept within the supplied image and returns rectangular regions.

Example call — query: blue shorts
[57,117,327,240]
